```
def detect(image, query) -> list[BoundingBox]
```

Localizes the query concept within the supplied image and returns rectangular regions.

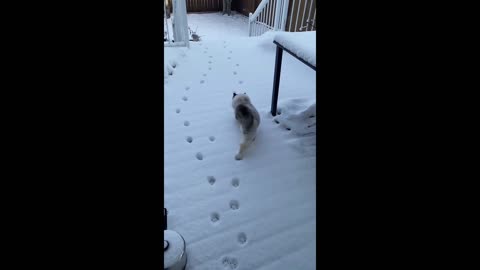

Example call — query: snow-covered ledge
[270,31,316,116]
[273,31,316,68]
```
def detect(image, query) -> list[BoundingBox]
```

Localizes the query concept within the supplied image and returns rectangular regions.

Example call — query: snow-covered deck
[187,12,250,40]
[164,16,316,269]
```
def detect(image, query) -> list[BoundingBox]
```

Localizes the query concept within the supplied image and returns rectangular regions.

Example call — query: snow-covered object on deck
[164,230,187,270]
[273,98,316,157]
[274,31,316,67]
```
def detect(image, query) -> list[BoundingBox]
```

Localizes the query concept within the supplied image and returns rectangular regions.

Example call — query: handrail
[249,0,289,37]
[249,0,270,22]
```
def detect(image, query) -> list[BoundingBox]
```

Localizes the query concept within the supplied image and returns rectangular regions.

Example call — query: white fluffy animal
[232,91,260,160]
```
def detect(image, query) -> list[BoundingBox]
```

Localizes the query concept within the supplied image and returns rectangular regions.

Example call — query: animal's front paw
[235,153,243,160]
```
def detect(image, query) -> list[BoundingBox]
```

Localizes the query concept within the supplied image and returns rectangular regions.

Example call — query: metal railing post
[274,0,282,30]
[281,0,289,31]
[248,12,252,36]
[271,45,283,116]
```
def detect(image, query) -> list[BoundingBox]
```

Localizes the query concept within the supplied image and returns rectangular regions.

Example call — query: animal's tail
[236,104,250,117]
[235,104,254,131]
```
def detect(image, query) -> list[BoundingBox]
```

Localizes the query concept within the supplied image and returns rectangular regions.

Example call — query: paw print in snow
[221,256,238,269]
[207,176,216,185]
[231,177,239,187]
[230,200,239,210]
[211,212,220,223]
[237,232,247,245]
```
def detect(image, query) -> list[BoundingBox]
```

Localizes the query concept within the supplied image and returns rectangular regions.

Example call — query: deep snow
[165,13,316,270]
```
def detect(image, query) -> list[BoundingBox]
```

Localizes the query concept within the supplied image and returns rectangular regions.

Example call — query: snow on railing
[248,0,289,37]
[164,0,190,47]
[249,0,316,36]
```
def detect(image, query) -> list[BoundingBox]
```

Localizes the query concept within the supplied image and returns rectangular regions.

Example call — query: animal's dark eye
[232,92,237,98]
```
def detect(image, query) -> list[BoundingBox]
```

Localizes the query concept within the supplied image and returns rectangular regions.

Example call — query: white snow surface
[187,12,250,41]
[165,14,316,270]
[274,31,316,67]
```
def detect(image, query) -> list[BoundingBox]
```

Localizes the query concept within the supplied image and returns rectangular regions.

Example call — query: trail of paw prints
[221,256,238,269]
[208,59,213,71]
[182,96,188,101]
[166,61,177,76]
[196,152,203,160]
[186,136,193,143]
[176,108,181,114]
[209,136,215,142]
